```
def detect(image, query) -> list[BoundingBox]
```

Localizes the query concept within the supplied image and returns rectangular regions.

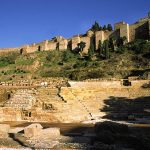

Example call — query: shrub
[62,50,76,62]
[127,39,148,54]
[15,58,34,65]
[116,45,127,54]
[0,52,19,67]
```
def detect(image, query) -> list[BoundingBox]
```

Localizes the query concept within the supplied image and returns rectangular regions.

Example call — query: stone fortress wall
[0,12,150,55]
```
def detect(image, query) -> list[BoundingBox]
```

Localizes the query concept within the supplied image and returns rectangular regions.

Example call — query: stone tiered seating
[61,87,150,120]
[4,89,37,109]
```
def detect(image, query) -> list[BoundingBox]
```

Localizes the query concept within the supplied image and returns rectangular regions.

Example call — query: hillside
[0,39,150,81]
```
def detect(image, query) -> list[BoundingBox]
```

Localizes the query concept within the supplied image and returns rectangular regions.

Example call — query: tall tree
[116,36,127,47]
[109,38,115,51]
[88,37,95,59]
[103,40,110,59]
[91,21,100,32]
[99,26,103,31]
[98,40,102,55]
[107,24,113,31]
[103,25,107,31]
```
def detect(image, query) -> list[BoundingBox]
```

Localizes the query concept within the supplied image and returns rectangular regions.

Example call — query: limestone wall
[47,41,57,50]
[0,48,19,55]
[95,31,105,50]
[59,39,68,51]
[40,40,49,51]
[114,22,126,30]
[129,21,149,41]
[95,31,112,50]
[71,36,80,50]
[120,23,130,42]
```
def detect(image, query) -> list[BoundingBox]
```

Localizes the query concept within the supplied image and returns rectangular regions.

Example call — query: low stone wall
[69,80,150,88]
[69,81,122,88]
[0,77,68,88]
[131,80,150,88]
[0,48,19,54]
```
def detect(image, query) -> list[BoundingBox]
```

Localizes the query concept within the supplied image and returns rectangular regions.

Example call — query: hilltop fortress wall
[0,13,150,55]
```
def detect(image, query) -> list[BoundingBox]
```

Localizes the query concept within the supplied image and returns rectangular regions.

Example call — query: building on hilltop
[0,12,150,55]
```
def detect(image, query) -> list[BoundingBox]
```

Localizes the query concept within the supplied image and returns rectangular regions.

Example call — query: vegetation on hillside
[0,38,150,81]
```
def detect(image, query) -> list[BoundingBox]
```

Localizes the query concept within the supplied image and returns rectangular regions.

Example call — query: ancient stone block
[32,140,59,149]
[0,124,10,138]
[24,123,43,138]
[41,128,60,140]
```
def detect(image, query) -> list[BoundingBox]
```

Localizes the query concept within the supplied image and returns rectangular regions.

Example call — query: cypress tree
[103,40,110,59]
[103,25,107,30]
[91,21,100,32]
[98,40,102,55]
[107,24,113,31]
[88,37,95,60]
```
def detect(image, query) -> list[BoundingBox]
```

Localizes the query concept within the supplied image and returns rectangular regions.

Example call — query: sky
[0,0,150,48]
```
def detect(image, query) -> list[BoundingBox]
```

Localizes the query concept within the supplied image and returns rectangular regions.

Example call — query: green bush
[127,39,148,54]
[116,45,127,54]
[15,58,34,65]
[62,50,77,62]
[0,52,19,67]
